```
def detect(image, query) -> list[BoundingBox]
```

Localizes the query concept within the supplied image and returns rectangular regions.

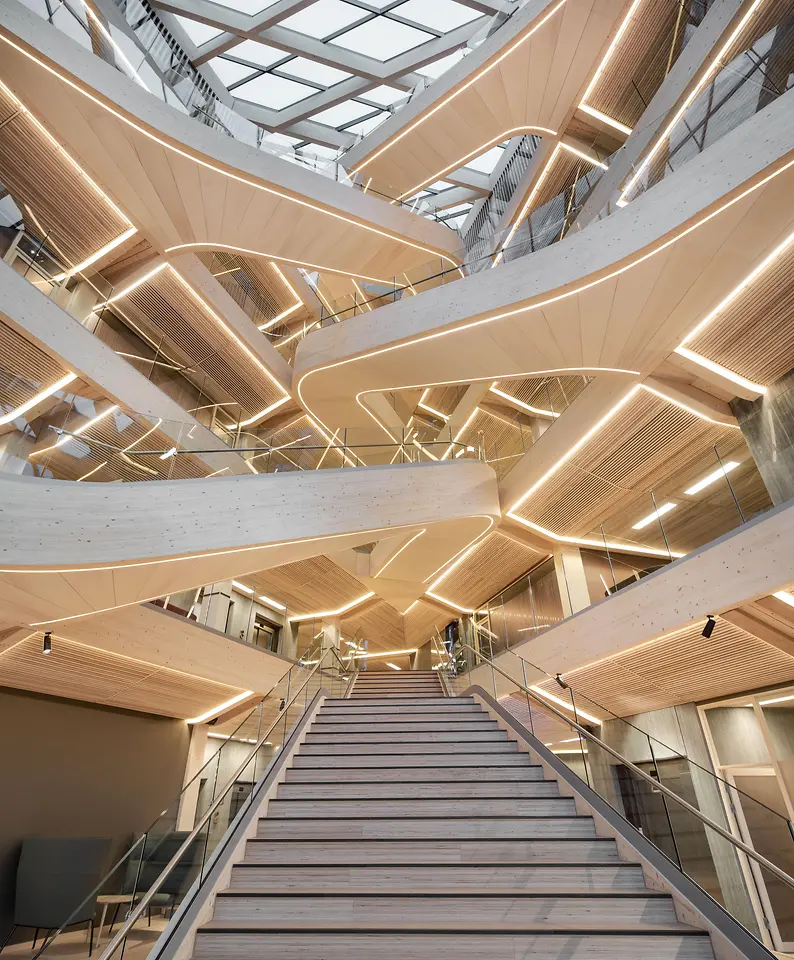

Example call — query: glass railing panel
[29,646,341,960]
[619,4,794,206]
[451,642,794,949]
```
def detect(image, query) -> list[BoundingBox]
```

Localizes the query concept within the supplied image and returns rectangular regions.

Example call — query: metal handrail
[94,645,345,960]
[456,642,794,893]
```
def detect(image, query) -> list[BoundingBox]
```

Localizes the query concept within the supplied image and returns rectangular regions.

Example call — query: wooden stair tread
[198,921,703,934]
[217,889,669,898]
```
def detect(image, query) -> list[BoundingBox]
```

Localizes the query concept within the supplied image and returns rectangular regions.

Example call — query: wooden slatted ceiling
[495,375,589,414]
[584,0,685,128]
[0,318,71,411]
[687,240,794,385]
[501,693,584,746]
[533,618,794,718]
[0,633,244,719]
[248,556,367,615]
[512,390,735,545]
[0,82,133,273]
[403,599,452,648]
[341,600,407,653]
[432,531,546,610]
[38,403,210,483]
[457,408,528,481]
[586,453,772,554]
[110,267,285,420]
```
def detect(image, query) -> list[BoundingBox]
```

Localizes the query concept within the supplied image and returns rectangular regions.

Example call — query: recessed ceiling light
[684,461,740,495]
[632,502,676,530]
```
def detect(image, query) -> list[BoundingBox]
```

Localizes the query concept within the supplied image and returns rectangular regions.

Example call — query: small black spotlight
[42,631,53,655]
[702,616,716,639]
[555,673,569,690]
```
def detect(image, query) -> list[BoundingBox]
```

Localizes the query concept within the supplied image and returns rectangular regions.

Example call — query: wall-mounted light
[42,632,52,655]
[702,615,716,639]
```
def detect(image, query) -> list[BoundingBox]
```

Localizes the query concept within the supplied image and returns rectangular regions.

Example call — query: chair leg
[108,905,121,937]
[88,920,94,958]
[32,929,38,951]
[0,924,18,953]
[147,908,151,928]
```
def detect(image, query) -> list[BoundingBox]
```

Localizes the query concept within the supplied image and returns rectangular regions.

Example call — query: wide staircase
[192,670,714,960]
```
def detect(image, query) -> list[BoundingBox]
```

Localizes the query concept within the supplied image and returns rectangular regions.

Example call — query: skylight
[281,0,367,39]
[395,0,481,32]
[211,0,281,14]
[229,39,286,68]
[312,99,377,127]
[465,145,505,174]
[416,48,466,78]
[174,15,223,47]
[233,73,318,108]
[344,112,388,136]
[279,57,352,86]
[208,56,257,87]
[362,84,407,106]
[331,16,434,60]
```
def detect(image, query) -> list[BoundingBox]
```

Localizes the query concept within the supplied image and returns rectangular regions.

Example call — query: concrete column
[175,724,208,831]
[280,620,299,660]
[321,618,340,650]
[413,640,433,670]
[554,548,591,618]
[731,367,794,505]
[200,580,232,633]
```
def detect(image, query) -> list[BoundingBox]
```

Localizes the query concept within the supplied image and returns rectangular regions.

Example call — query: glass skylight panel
[428,180,455,190]
[394,0,481,32]
[208,56,257,87]
[233,73,317,108]
[229,39,285,68]
[212,0,281,14]
[344,111,387,136]
[331,17,434,60]
[281,0,367,39]
[361,84,406,105]
[465,145,504,173]
[416,48,465,78]
[174,15,223,47]
[312,99,377,127]
[280,57,352,86]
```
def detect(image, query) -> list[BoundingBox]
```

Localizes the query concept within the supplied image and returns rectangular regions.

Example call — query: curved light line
[373,529,426,578]
[396,126,558,202]
[166,242,404,287]
[0,35,460,272]
[297,154,794,429]
[507,514,684,559]
[350,0,569,175]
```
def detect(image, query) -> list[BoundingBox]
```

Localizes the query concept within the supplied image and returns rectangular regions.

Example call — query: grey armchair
[0,837,110,956]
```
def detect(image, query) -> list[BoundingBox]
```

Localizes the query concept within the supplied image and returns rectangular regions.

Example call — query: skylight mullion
[379,11,444,40]
[279,76,381,125]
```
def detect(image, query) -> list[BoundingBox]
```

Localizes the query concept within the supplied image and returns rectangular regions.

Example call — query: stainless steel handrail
[456,642,794,892]
[95,645,344,960]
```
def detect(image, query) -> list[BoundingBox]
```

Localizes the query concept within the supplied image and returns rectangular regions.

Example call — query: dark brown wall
[0,687,190,941]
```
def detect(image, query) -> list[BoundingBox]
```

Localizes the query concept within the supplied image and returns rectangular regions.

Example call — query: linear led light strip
[396,126,558,203]
[578,103,633,137]
[674,348,767,396]
[300,147,794,448]
[187,690,254,725]
[233,580,287,613]
[288,592,375,622]
[529,685,601,724]
[490,384,559,418]
[372,529,427,578]
[31,403,119,457]
[96,261,292,427]
[494,142,607,266]
[0,372,77,426]
[0,37,460,274]
[173,243,402,289]
[617,0,768,206]
[351,0,569,175]
[578,0,647,118]
[0,78,137,280]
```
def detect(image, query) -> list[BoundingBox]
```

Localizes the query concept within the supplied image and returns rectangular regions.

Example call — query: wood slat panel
[110,266,284,420]
[403,600,453,648]
[433,531,545,611]
[342,600,406,652]
[534,619,794,717]
[0,633,244,719]
[0,82,132,272]
[687,240,794,384]
[512,391,737,551]
[0,317,71,411]
[249,556,367,614]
